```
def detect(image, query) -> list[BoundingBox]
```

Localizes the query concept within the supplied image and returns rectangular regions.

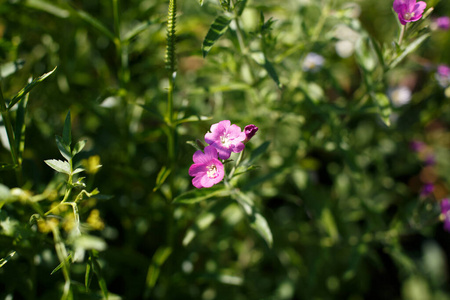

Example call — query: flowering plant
[393,0,426,25]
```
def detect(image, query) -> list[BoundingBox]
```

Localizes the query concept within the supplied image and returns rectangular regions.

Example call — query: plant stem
[228,149,244,179]
[398,25,406,45]
[0,83,22,186]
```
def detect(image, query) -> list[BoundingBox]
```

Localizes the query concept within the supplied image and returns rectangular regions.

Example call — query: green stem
[0,83,22,185]
[398,25,406,45]
[228,149,244,180]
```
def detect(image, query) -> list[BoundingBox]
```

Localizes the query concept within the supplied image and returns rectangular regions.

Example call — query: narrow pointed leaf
[175,115,212,125]
[234,191,273,248]
[153,166,171,192]
[145,246,172,294]
[123,19,157,42]
[25,0,70,18]
[71,7,116,42]
[202,15,232,58]
[56,136,72,161]
[389,33,430,69]
[0,251,16,268]
[15,83,30,164]
[173,186,231,204]
[8,67,57,110]
[85,259,94,290]
[90,251,108,299]
[251,52,281,89]
[45,159,71,175]
[50,254,72,275]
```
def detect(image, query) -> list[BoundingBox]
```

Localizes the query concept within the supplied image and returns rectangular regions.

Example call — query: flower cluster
[189,121,258,189]
[393,0,426,25]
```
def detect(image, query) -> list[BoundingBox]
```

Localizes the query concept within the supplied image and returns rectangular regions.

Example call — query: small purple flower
[436,64,450,88]
[440,199,450,232]
[424,154,435,166]
[244,124,258,143]
[410,140,425,152]
[421,183,434,197]
[436,16,450,30]
[393,0,427,25]
[205,120,246,160]
[189,146,224,189]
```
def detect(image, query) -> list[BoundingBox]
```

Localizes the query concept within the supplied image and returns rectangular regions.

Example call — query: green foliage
[0,0,450,299]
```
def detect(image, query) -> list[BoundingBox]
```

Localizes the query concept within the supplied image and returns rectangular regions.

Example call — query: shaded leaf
[0,163,18,171]
[153,166,171,192]
[72,140,86,156]
[202,15,232,58]
[247,141,270,166]
[233,191,273,247]
[251,52,282,89]
[175,115,212,125]
[123,19,156,42]
[90,250,108,299]
[71,6,116,42]
[145,246,172,296]
[8,67,57,110]
[45,159,71,175]
[173,186,231,204]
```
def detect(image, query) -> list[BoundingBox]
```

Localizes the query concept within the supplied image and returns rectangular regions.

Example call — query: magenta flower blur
[393,0,426,25]
[440,199,450,232]
[420,183,434,197]
[205,120,246,160]
[244,124,258,143]
[436,16,450,30]
[436,64,450,87]
[189,146,224,188]
[410,140,425,152]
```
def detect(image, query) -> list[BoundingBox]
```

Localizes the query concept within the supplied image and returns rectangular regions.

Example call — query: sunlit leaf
[50,254,72,275]
[25,0,70,18]
[55,136,72,162]
[8,67,57,110]
[389,33,430,69]
[72,140,86,156]
[202,15,232,58]
[0,251,16,268]
[45,159,71,175]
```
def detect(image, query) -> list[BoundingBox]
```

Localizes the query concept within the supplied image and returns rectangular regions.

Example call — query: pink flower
[436,64,450,87]
[244,124,258,143]
[393,0,427,25]
[436,16,450,30]
[440,199,450,232]
[205,120,246,160]
[189,146,225,188]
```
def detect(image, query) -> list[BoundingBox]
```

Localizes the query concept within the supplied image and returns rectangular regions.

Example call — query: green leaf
[56,136,72,161]
[389,33,430,69]
[72,168,85,175]
[355,36,376,72]
[8,67,57,110]
[25,0,70,18]
[71,6,116,42]
[45,159,71,175]
[85,258,94,291]
[202,15,232,58]
[173,186,231,204]
[197,0,204,6]
[62,111,72,146]
[233,191,273,248]
[14,81,30,164]
[374,93,391,126]
[251,52,282,89]
[247,141,270,166]
[0,60,25,78]
[123,19,156,43]
[74,235,107,251]
[90,250,108,300]
[175,115,212,125]
[153,166,171,192]
[0,251,16,268]
[145,246,172,295]
[72,140,86,156]
[50,254,72,275]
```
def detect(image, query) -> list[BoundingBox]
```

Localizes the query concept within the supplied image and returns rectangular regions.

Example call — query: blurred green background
[1,0,450,299]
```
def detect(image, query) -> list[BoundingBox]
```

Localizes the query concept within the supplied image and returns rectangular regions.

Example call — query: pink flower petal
[204,145,219,160]
[193,150,208,164]
[189,163,206,176]
[192,176,204,188]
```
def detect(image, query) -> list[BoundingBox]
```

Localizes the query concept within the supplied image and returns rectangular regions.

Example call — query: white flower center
[220,134,231,147]
[404,12,414,20]
[207,165,218,178]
